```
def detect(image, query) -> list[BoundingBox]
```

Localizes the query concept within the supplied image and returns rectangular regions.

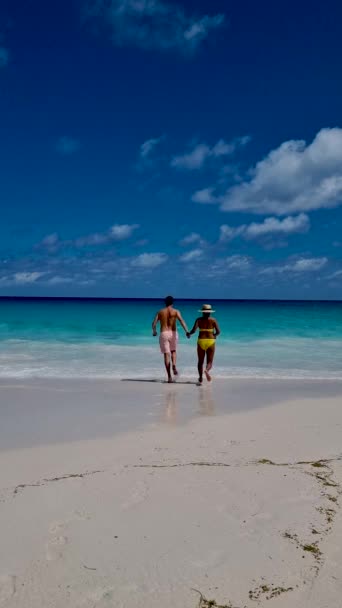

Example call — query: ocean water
[0,298,341,380]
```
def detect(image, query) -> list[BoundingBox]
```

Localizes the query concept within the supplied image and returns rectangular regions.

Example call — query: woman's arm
[187,319,199,338]
[214,319,221,338]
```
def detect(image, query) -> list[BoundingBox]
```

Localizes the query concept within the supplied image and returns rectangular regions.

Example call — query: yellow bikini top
[199,327,214,332]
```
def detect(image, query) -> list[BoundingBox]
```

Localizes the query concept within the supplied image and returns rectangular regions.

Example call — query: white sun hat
[198,304,216,313]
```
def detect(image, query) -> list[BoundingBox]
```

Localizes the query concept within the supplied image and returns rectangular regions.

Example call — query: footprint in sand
[46,534,68,561]
[46,511,92,561]
[0,575,16,604]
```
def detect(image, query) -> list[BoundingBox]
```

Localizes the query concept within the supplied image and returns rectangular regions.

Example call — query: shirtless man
[152,296,189,383]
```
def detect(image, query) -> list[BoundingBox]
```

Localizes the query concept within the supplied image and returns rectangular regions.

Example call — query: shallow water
[0,298,341,379]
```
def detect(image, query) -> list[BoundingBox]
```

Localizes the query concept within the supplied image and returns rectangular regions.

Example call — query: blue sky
[0,0,342,299]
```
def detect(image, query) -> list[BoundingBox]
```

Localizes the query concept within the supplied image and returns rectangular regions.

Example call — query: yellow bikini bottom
[197,338,216,351]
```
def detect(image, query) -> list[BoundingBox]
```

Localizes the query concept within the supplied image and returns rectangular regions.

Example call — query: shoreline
[1,378,342,606]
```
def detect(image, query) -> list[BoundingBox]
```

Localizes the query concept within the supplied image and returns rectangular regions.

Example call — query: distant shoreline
[0,296,341,303]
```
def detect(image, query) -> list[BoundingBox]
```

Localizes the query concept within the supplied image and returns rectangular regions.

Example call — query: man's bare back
[156,306,181,332]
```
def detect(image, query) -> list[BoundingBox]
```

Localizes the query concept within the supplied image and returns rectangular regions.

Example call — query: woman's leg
[197,344,205,384]
[205,344,215,381]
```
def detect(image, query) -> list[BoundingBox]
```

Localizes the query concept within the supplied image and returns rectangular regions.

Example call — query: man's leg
[204,345,215,382]
[163,353,172,383]
[170,332,179,376]
[171,350,178,376]
[197,344,205,384]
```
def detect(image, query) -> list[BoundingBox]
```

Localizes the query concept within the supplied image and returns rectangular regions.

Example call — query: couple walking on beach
[152,296,220,384]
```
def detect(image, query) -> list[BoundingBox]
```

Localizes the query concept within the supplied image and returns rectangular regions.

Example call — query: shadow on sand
[121,379,198,385]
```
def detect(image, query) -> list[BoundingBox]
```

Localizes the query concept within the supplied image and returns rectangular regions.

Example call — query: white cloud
[219,224,244,242]
[192,187,216,204]
[132,252,168,268]
[110,224,139,240]
[0,46,9,67]
[179,248,203,262]
[210,255,251,277]
[203,127,342,215]
[219,213,310,242]
[245,213,310,238]
[38,225,139,250]
[75,224,139,247]
[289,258,328,272]
[179,232,204,246]
[140,136,163,158]
[83,0,224,54]
[56,136,80,155]
[225,255,251,270]
[14,272,44,284]
[171,143,211,170]
[171,136,249,170]
[261,257,328,275]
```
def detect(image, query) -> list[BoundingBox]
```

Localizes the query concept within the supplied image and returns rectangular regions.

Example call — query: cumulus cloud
[195,128,342,215]
[83,0,224,54]
[110,224,139,240]
[192,187,217,204]
[225,255,251,270]
[179,232,204,247]
[171,136,250,170]
[219,213,310,242]
[245,214,310,238]
[0,46,9,67]
[75,224,139,247]
[210,255,251,277]
[56,136,81,155]
[179,248,203,262]
[219,224,244,242]
[261,257,328,275]
[132,252,168,268]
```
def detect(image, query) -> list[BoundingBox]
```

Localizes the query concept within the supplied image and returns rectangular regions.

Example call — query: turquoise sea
[0,298,341,380]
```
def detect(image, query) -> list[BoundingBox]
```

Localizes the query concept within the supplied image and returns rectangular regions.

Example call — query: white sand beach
[1,378,342,607]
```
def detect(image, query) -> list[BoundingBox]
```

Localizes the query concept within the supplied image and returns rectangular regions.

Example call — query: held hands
[186,332,191,339]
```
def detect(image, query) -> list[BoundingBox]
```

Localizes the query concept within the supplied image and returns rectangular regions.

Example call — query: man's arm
[176,310,189,334]
[214,319,221,338]
[152,312,159,336]
[187,318,199,337]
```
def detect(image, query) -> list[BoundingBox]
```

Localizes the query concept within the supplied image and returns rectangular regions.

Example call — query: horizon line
[0,296,341,304]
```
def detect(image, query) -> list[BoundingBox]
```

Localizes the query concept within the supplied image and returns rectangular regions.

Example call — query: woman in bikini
[187,304,220,384]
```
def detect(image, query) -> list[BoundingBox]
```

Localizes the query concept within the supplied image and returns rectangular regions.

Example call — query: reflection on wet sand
[162,385,216,424]
[198,386,215,416]
[164,390,178,423]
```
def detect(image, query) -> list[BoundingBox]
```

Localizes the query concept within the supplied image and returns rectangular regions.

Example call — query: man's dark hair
[165,295,174,307]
